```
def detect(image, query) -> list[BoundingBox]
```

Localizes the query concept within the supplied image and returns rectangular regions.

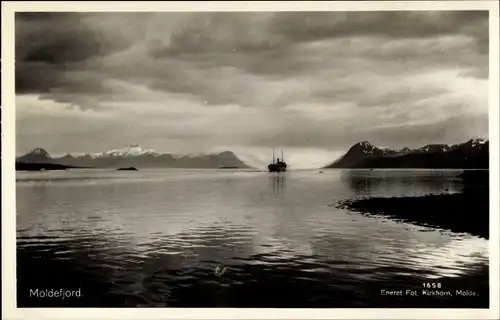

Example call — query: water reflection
[16,169,489,307]
[341,170,464,197]
[269,174,285,196]
[338,170,489,239]
[17,223,489,307]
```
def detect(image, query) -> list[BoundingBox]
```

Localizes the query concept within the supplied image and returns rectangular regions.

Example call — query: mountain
[101,144,160,157]
[167,151,250,169]
[16,145,252,169]
[16,148,53,163]
[325,139,489,169]
[327,141,399,168]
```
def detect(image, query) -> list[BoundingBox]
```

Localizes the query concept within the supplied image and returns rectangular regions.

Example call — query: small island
[117,167,138,171]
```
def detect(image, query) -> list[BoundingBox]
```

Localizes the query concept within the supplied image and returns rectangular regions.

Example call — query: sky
[15,11,489,168]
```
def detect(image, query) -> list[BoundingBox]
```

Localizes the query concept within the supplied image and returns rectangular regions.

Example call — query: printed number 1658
[423,282,441,289]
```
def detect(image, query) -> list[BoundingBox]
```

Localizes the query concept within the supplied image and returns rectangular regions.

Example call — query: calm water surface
[16,169,489,307]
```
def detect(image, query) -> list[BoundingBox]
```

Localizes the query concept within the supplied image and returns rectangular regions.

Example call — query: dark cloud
[15,12,133,95]
[270,11,488,42]
[144,11,488,92]
[247,111,487,151]
[14,11,490,160]
[314,85,449,108]
[15,11,489,97]
[150,13,279,57]
[16,13,128,64]
[16,63,107,94]
[22,34,109,65]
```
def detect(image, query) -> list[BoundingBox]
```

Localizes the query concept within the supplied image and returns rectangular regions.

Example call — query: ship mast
[281,149,284,162]
[273,148,275,164]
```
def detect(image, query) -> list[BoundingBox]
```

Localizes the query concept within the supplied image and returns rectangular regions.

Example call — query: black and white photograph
[2,1,499,319]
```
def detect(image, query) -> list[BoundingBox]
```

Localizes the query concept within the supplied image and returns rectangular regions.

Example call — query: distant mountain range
[16,145,251,170]
[324,138,489,169]
[16,138,489,171]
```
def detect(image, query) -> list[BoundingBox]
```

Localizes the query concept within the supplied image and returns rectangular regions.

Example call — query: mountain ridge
[16,138,489,170]
[325,138,489,169]
[16,145,252,169]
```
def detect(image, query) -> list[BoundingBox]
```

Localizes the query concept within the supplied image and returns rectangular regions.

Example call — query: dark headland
[329,139,489,238]
[325,139,488,169]
[337,170,489,239]
[15,162,82,171]
[332,169,489,307]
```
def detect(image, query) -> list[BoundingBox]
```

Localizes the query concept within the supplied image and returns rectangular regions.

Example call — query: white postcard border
[2,1,499,319]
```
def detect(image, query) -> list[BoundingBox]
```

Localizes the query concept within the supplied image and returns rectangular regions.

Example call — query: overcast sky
[15,11,489,167]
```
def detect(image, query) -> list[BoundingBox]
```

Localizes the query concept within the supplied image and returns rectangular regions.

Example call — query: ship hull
[268,164,287,172]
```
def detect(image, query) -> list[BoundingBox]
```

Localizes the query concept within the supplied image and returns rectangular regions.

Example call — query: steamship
[268,149,287,172]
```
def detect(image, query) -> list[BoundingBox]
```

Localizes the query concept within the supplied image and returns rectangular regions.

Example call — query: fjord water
[16,169,488,307]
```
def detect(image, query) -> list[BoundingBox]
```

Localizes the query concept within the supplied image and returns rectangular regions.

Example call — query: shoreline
[337,170,489,239]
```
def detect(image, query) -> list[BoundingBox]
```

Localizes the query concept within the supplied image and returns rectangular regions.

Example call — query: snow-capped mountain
[329,141,401,167]
[325,138,489,169]
[470,138,487,146]
[16,147,52,163]
[181,152,216,159]
[101,145,161,157]
[16,145,252,169]
[417,144,451,153]
[357,141,378,154]
[457,138,487,149]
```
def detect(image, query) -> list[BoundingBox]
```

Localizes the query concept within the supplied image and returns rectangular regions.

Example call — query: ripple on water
[16,169,489,307]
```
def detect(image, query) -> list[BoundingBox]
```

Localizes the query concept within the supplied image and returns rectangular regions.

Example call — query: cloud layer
[15,11,489,166]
